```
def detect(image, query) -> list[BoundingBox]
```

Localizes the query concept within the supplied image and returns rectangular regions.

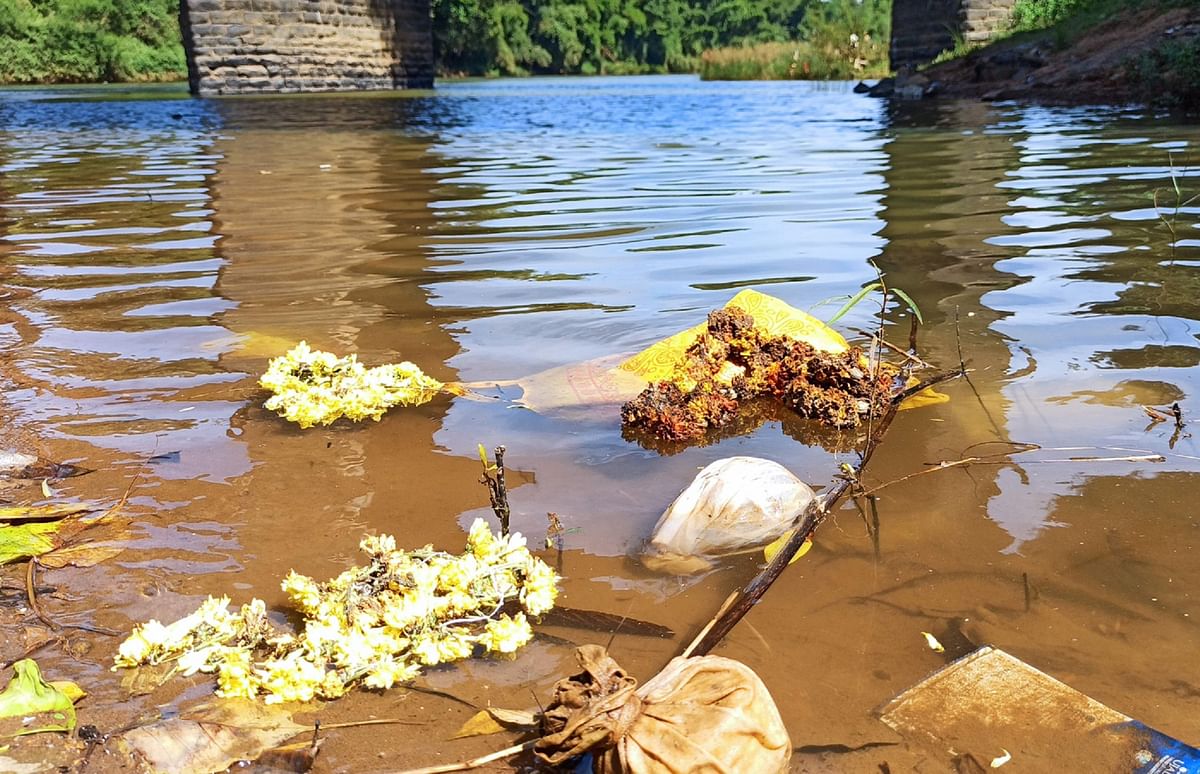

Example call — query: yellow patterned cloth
[617,289,849,382]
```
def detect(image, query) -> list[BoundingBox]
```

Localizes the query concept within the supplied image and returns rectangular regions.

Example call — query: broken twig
[478,445,511,536]
[395,740,534,774]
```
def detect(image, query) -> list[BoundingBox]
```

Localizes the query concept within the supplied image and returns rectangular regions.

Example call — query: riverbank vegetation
[0,0,185,84]
[698,0,889,80]
[1005,0,1199,108]
[431,0,891,77]
[916,0,1199,109]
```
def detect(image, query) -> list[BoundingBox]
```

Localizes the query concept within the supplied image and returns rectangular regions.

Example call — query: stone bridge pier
[180,0,434,96]
[890,0,1016,70]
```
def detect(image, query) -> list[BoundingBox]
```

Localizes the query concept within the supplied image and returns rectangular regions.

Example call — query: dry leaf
[0,503,94,524]
[991,749,1012,768]
[119,698,308,774]
[452,710,507,739]
[922,632,945,653]
[0,500,125,567]
[38,541,125,569]
[452,707,537,739]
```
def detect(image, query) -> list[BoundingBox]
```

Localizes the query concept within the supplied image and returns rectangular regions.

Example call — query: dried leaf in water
[0,659,78,736]
[899,385,950,410]
[452,710,506,739]
[38,541,125,569]
[119,699,307,774]
[49,681,86,703]
[452,707,538,739]
[533,603,674,638]
[487,708,538,728]
[0,503,94,524]
[922,632,945,653]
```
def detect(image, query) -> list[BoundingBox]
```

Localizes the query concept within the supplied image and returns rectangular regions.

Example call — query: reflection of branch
[860,444,1165,496]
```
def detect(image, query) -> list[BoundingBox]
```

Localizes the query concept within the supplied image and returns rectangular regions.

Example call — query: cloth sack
[536,645,791,774]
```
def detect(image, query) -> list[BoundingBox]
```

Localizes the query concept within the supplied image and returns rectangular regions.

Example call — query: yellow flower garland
[260,341,443,428]
[113,520,558,704]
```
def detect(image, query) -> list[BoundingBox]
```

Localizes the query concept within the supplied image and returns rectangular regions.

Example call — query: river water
[1,76,1198,770]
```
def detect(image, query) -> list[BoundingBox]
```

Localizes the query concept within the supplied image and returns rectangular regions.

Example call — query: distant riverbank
[0,0,185,85]
[891,0,1199,109]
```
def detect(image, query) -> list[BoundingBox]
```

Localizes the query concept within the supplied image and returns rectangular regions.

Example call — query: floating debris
[621,307,891,442]
[260,341,443,428]
[113,520,558,704]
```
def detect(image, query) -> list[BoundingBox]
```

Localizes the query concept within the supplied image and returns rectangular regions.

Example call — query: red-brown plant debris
[620,308,891,442]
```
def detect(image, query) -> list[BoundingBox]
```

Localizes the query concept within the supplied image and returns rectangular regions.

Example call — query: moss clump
[621,308,890,442]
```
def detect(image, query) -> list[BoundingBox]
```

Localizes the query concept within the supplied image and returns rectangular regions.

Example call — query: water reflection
[206,97,493,585]
[0,78,1199,767]
[0,91,246,481]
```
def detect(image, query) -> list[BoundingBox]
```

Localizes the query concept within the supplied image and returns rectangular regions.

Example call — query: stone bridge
[180,0,433,95]
[178,0,1012,96]
[890,0,1016,71]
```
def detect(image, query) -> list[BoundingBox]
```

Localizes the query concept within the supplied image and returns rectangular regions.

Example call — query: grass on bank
[699,39,887,80]
[700,0,890,80]
[0,0,185,84]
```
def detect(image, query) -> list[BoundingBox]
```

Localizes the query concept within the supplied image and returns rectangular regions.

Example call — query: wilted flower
[113,521,558,704]
[260,342,443,428]
[479,613,533,654]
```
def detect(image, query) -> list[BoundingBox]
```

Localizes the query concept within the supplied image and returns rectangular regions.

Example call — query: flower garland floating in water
[113,519,559,704]
[260,341,443,428]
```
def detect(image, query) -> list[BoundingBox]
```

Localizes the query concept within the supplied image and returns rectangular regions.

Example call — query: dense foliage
[1009,0,1087,30]
[431,0,887,76]
[0,0,185,83]
[700,0,890,80]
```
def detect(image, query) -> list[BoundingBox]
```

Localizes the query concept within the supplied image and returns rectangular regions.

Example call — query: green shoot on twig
[825,282,924,325]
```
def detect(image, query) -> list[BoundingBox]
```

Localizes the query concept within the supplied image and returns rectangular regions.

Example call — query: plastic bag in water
[643,456,815,573]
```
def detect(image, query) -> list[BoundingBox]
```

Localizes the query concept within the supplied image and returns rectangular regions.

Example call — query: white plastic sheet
[644,456,815,573]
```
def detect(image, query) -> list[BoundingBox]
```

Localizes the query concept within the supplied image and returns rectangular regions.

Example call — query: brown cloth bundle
[535,645,791,773]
